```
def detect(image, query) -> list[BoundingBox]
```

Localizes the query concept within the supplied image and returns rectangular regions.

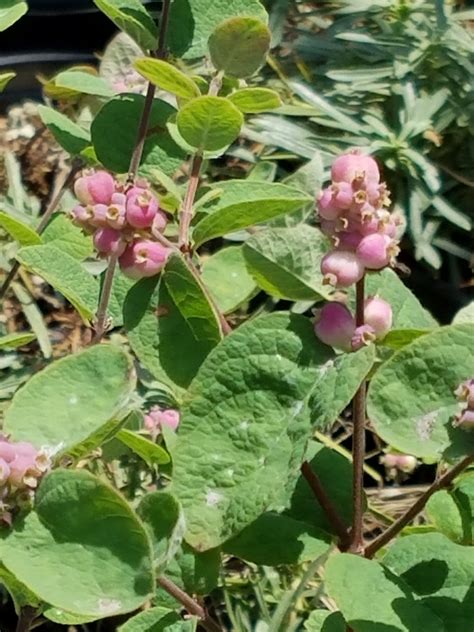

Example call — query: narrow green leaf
[93,0,158,50]
[134,58,200,99]
[37,105,91,156]
[0,211,42,246]
[0,71,15,92]
[228,87,282,113]
[16,244,99,322]
[11,282,52,359]
[0,332,36,349]
[4,345,135,454]
[367,324,474,460]
[91,94,185,175]
[0,1,27,31]
[117,429,170,466]
[243,225,332,301]
[176,95,243,152]
[208,17,271,78]
[0,469,154,618]
[54,70,115,98]
[193,180,312,247]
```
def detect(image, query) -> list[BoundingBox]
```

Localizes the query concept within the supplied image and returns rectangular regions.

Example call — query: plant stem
[0,161,81,301]
[16,607,37,632]
[157,575,224,632]
[349,276,366,553]
[91,253,118,344]
[178,153,203,250]
[301,461,350,550]
[127,0,171,182]
[365,454,474,558]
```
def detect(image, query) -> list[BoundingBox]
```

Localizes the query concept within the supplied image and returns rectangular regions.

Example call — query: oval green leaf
[117,429,170,466]
[0,211,42,246]
[0,72,15,92]
[228,87,282,113]
[134,58,200,99]
[0,469,154,618]
[37,105,91,156]
[0,332,36,349]
[176,95,243,152]
[208,17,271,77]
[93,0,158,50]
[0,1,27,31]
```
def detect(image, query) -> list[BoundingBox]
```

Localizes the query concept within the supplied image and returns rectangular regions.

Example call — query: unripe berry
[331,152,380,185]
[321,250,365,288]
[454,379,474,408]
[119,239,170,279]
[93,227,126,256]
[144,407,180,436]
[106,203,127,230]
[455,409,474,430]
[318,187,342,221]
[151,210,168,235]
[381,452,417,474]
[71,204,92,228]
[364,296,392,339]
[356,233,393,270]
[89,203,109,228]
[74,170,115,206]
[314,302,355,352]
[126,187,159,228]
[351,324,376,350]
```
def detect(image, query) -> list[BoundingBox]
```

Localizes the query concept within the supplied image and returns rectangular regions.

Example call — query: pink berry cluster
[0,437,51,525]
[318,151,400,288]
[380,451,417,480]
[144,406,180,440]
[71,170,171,280]
[453,379,474,430]
[315,296,392,352]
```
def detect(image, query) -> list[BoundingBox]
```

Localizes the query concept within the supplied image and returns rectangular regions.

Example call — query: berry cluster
[380,452,417,480]
[0,437,51,525]
[454,379,474,430]
[71,170,171,280]
[318,151,400,288]
[144,406,181,440]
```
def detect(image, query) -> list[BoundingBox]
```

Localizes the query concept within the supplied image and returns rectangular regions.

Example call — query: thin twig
[178,153,203,250]
[0,161,81,301]
[91,253,118,344]
[158,575,224,632]
[127,0,172,182]
[15,607,37,632]
[349,276,366,553]
[301,461,350,549]
[365,454,474,558]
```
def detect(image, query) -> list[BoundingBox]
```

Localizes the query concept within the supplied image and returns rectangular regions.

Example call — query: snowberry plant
[0,1,473,631]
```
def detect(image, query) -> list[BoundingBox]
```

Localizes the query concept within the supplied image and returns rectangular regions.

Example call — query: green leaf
[176,96,243,152]
[163,253,224,343]
[54,70,115,98]
[325,554,444,632]
[0,211,42,246]
[124,274,219,391]
[349,269,437,330]
[208,17,271,78]
[426,471,474,544]
[42,213,93,260]
[367,324,474,460]
[93,0,158,50]
[117,429,170,466]
[0,0,27,31]
[224,512,331,566]
[310,345,376,429]
[0,332,36,349]
[164,544,220,596]
[16,244,98,323]
[243,225,332,301]
[228,87,282,113]
[44,608,98,625]
[91,94,185,175]
[37,105,91,156]
[4,345,135,454]
[0,565,41,614]
[305,611,346,632]
[201,246,257,314]
[453,301,474,325]
[169,312,335,550]
[287,442,355,533]
[383,533,474,632]
[0,469,154,618]
[381,329,431,350]
[168,0,268,59]
[119,607,197,631]
[193,180,312,247]
[0,71,15,92]
[134,58,200,99]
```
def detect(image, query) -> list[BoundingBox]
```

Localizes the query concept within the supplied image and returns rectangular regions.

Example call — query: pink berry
[106,203,127,230]
[9,453,37,488]
[71,204,92,228]
[356,233,393,270]
[119,239,170,279]
[334,230,363,251]
[144,407,180,435]
[89,203,109,228]
[94,227,126,256]
[318,187,342,221]
[381,453,417,474]
[0,458,10,484]
[321,250,365,288]
[74,171,115,206]
[455,409,474,430]
[319,219,338,237]
[151,210,168,235]
[332,182,354,209]
[455,379,474,409]
[351,324,376,350]
[0,441,16,463]
[126,187,159,228]
[314,302,355,352]
[364,296,393,339]
[331,151,380,185]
